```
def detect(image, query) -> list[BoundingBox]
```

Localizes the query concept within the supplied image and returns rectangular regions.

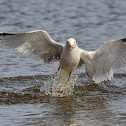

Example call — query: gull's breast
[60,49,80,71]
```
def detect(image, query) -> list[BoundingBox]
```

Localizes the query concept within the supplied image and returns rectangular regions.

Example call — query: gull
[0,30,126,83]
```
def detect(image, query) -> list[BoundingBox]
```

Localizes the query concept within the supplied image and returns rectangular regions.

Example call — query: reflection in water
[0,74,126,125]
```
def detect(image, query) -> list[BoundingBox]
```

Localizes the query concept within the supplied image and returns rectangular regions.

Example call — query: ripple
[0,73,126,105]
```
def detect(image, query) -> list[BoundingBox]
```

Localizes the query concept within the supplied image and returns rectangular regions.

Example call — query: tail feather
[59,69,71,84]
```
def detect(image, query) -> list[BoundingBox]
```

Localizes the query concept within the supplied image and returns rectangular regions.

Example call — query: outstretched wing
[0,30,64,63]
[80,38,126,83]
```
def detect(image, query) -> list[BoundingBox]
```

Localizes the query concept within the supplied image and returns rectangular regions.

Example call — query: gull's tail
[59,69,71,84]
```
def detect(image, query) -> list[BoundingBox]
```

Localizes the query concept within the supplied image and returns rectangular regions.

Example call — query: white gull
[0,30,126,83]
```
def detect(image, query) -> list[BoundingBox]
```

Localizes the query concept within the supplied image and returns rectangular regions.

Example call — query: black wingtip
[120,38,126,42]
[0,33,15,36]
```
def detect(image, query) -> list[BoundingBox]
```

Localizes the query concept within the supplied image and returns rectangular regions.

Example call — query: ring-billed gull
[0,30,126,83]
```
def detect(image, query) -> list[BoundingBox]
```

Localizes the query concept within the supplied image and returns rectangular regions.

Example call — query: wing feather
[80,38,126,83]
[0,30,64,63]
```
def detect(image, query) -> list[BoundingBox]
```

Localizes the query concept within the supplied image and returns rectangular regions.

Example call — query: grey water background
[0,0,126,125]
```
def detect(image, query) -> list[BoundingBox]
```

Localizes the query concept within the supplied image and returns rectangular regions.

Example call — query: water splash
[44,71,79,97]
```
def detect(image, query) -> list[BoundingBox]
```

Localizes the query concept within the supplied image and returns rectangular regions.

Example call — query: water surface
[0,0,126,125]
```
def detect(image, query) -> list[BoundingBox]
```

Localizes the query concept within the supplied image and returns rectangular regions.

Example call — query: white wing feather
[80,38,126,83]
[0,30,64,63]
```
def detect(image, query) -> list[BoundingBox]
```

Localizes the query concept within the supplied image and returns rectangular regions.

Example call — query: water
[0,0,126,125]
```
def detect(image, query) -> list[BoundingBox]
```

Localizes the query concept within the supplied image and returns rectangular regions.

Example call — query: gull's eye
[67,41,68,43]
[74,42,75,43]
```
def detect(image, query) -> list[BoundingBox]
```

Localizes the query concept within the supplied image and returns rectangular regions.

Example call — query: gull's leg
[67,72,72,84]
[53,66,60,79]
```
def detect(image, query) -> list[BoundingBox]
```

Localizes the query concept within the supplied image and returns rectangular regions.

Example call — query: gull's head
[66,38,77,50]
